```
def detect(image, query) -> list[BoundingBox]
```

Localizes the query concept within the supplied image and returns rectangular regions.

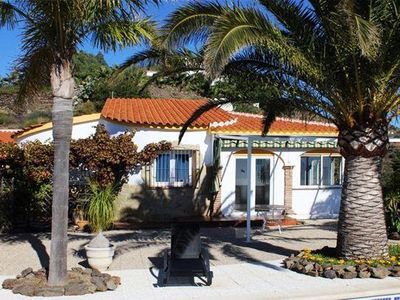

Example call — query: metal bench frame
[157,223,213,286]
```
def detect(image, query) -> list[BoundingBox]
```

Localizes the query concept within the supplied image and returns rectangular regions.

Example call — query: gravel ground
[0,220,339,275]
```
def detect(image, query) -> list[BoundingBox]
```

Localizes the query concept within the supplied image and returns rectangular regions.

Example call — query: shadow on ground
[0,220,337,272]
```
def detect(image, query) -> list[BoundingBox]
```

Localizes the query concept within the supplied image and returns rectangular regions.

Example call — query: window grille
[153,150,193,187]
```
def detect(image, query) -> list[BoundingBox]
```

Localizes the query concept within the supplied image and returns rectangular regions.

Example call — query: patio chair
[256,205,286,234]
[157,222,213,286]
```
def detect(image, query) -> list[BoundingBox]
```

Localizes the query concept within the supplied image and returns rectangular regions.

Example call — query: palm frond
[92,18,156,52]
[259,0,322,38]
[162,1,223,48]
[0,0,17,28]
[178,98,232,143]
[203,6,320,78]
[16,46,52,104]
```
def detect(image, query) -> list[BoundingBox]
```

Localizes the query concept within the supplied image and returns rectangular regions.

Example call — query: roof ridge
[275,117,336,127]
[105,97,209,102]
[210,117,238,128]
[228,111,264,118]
[228,111,335,127]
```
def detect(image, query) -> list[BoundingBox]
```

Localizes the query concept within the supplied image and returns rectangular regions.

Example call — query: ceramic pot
[84,244,116,271]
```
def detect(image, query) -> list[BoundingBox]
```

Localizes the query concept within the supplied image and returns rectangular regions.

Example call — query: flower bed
[283,245,400,279]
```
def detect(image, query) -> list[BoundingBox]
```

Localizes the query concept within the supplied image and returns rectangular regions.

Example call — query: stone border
[283,251,400,279]
[2,267,121,297]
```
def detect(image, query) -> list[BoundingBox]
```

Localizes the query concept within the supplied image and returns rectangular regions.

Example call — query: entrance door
[255,158,270,207]
[235,159,247,210]
[235,158,271,210]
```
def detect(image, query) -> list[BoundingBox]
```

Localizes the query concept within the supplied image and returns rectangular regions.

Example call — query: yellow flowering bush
[299,244,400,268]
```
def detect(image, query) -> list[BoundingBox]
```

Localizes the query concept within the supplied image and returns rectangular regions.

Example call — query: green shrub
[389,244,400,257]
[0,183,13,232]
[74,101,97,116]
[0,110,16,126]
[23,111,51,127]
[385,192,400,233]
[87,183,115,232]
[0,125,171,230]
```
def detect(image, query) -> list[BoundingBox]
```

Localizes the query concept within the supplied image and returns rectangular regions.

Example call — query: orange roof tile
[101,98,233,128]
[0,130,19,143]
[211,112,338,136]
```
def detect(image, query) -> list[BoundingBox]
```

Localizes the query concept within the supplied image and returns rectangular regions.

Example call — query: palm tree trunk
[337,125,389,259]
[48,60,74,286]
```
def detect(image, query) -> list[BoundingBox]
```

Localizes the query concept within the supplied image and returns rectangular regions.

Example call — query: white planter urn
[85,231,116,272]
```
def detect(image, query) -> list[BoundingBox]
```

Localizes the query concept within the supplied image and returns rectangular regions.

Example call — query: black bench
[157,222,213,286]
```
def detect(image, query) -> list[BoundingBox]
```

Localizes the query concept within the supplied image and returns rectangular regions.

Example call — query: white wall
[17,121,100,144]
[219,146,342,219]
[18,119,212,186]
[102,122,212,185]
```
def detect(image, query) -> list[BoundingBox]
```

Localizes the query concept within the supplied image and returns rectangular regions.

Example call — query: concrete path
[1,260,400,300]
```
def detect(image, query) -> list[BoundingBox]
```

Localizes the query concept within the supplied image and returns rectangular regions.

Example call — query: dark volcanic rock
[20,267,33,278]
[341,271,357,279]
[91,276,107,292]
[371,267,390,279]
[111,276,121,286]
[304,263,314,273]
[35,286,65,297]
[106,279,118,291]
[2,267,121,297]
[12,284,36,297]
[358,270,371,278]
[389,266,400,277]
[284,259,295,270]
[64,282,96,296]
[323,269,337,279]
[2,278,18,289]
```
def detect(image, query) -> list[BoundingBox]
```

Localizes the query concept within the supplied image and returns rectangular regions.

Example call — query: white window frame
[153,150,193,187]
[300,153,343,187]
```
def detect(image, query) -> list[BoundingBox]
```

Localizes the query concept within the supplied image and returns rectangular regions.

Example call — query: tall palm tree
[162,0,400,259]
[0,0,158,286]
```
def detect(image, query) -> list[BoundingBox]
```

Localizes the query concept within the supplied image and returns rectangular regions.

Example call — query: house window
[301,157,321,185]
[323,156,342,185]
[300,154,342,186]
[154,150,192,187]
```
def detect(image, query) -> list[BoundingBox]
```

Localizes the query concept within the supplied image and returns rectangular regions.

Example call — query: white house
[14,98,345,222]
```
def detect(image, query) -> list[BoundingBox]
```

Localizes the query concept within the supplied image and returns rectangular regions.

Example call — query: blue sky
[0,1,183,76]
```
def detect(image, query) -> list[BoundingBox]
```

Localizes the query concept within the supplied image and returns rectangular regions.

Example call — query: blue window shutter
[156,153,170,182]
[175,153,189,183]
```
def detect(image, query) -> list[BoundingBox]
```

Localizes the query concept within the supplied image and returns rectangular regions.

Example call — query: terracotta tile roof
[14,114,101,139]
[101,98,233,128]
[211,112,338,136]
[0,130,19,143]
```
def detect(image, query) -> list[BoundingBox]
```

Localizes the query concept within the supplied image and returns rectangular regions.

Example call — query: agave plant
[161,0,400,259]
[87,183,116,233]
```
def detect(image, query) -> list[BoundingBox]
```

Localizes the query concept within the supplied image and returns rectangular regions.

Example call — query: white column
[246,137,253,242]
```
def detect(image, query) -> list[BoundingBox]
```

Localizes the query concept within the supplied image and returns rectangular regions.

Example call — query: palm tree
[121,46,206,92]
[162,0,400,259]
[0,0,158,286]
